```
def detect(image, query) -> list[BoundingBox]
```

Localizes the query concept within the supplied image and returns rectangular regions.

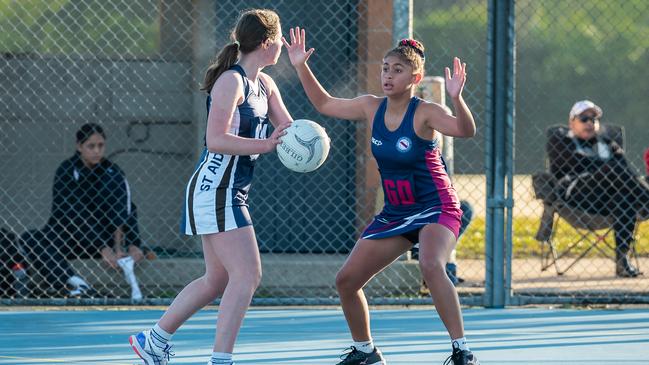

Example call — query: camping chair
[532,124,646,275]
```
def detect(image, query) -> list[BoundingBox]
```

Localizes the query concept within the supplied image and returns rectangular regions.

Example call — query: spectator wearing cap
[547,100,649,277]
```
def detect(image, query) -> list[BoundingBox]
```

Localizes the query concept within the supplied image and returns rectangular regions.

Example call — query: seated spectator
[23,123,145,299]
[548,100,649,277]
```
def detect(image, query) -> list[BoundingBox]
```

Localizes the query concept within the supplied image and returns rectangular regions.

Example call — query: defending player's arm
[259,72,292,127]
[283,27,374,122]
[206,71,289,155]
[420,101,475,138]
[423,57,475,138]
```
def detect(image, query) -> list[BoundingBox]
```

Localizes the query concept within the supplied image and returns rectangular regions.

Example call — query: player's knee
[232,268,262,290]
[251,269,262,288]
[201,274,224,294]
[335,269,359,293]
[419,256,446,278]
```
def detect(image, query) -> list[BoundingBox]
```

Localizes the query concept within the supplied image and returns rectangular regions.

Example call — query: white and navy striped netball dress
[181,64,269,235]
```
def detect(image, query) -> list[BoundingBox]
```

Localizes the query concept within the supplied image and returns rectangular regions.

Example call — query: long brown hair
[201,9,281,92]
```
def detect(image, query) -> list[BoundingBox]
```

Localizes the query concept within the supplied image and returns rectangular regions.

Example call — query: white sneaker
[67,275,95,297]
[117,256,143,302]
[68,283,95,297]
[129,330,174,365]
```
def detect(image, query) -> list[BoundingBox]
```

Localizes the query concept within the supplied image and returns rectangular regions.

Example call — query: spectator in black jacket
[548,100,649,277]
[23,123,144,299]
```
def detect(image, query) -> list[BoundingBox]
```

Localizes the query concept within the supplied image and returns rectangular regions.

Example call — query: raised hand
[282,27,315,67]
[444,57,467,99]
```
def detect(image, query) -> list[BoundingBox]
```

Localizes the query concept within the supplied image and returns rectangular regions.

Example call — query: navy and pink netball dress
[362,96,462,242]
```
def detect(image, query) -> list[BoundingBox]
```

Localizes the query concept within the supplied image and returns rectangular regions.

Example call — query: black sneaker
[336,346,386,365]
[616,256,640,278]
[443,344,479,365]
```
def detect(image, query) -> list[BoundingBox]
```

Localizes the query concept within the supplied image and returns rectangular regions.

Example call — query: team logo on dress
[396,137,412,152]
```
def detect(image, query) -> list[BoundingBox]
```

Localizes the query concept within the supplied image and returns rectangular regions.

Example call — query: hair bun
[398,39,425,59]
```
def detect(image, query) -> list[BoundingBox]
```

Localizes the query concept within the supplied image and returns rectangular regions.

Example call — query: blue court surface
[1,306,648,364]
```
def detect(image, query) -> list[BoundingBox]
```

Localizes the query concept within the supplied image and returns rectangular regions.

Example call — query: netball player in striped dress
[285,29,479,365]
[130,9,291,365]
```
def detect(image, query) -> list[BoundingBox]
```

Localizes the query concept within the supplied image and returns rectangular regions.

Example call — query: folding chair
[532,124,646,275]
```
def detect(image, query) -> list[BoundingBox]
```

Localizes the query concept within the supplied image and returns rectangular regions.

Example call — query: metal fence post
[485,0,515,308]
[392,0,412,43]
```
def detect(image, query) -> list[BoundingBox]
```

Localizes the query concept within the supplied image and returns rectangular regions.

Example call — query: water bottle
[11,263,29,298]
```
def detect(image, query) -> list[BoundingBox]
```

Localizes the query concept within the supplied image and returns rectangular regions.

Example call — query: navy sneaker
[336,346,386,365]
[443,344,479,365]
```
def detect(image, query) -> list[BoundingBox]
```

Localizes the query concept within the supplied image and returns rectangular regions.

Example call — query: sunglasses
[577,115,598,123]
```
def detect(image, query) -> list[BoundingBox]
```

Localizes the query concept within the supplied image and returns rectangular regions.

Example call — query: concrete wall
[0,57,195,251]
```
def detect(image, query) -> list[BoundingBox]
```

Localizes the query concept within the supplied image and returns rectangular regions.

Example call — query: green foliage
[0,0,159,57]
[458,216,649,259]
[414,0,649,172]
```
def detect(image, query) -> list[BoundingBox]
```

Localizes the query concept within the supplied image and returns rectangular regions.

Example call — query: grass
[457,216,649,259]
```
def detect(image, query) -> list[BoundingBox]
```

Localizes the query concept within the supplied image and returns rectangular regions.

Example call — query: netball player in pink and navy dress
[285,28,479,365]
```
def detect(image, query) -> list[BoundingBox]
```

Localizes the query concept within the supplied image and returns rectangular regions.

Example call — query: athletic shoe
[67,275,95,297]
[336,346,386,365]
[443,345,479,365]
[206,361,235,365]
[129,330,174,365]
[68,284,96,298]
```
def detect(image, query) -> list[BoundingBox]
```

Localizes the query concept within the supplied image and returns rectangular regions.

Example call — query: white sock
[210,352,233,364]
[67,275,88,289]
[353,340,374,353]
[150,324,173,349]
[452,337,469,351]
[118,256,142,300]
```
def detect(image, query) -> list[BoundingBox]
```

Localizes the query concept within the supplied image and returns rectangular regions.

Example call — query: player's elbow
[205,141,222,153]
[315,99,342,119]
[205,135,226,153]
[459,124,476,138]
[311,98,330,115]
[314,103,330,116]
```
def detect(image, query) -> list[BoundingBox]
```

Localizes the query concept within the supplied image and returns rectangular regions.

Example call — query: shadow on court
[0,306,647,364]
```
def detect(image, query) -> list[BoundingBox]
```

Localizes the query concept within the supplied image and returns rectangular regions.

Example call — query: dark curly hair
[384,38,425,74]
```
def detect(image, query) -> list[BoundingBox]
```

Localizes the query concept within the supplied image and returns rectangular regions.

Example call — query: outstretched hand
[282,27,315,67]
[444,57,467,99]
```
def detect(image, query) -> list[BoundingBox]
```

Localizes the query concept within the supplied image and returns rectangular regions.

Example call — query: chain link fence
[1,0,197,302]
[412,0,488,302]
[513,0,649,303]
[1,0,648,305]
[1,0,428,304]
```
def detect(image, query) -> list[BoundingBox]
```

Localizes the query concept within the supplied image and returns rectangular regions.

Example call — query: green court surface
[1,306,647,364]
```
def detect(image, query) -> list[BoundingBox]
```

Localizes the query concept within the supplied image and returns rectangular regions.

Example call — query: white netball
[276,119,330,173]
